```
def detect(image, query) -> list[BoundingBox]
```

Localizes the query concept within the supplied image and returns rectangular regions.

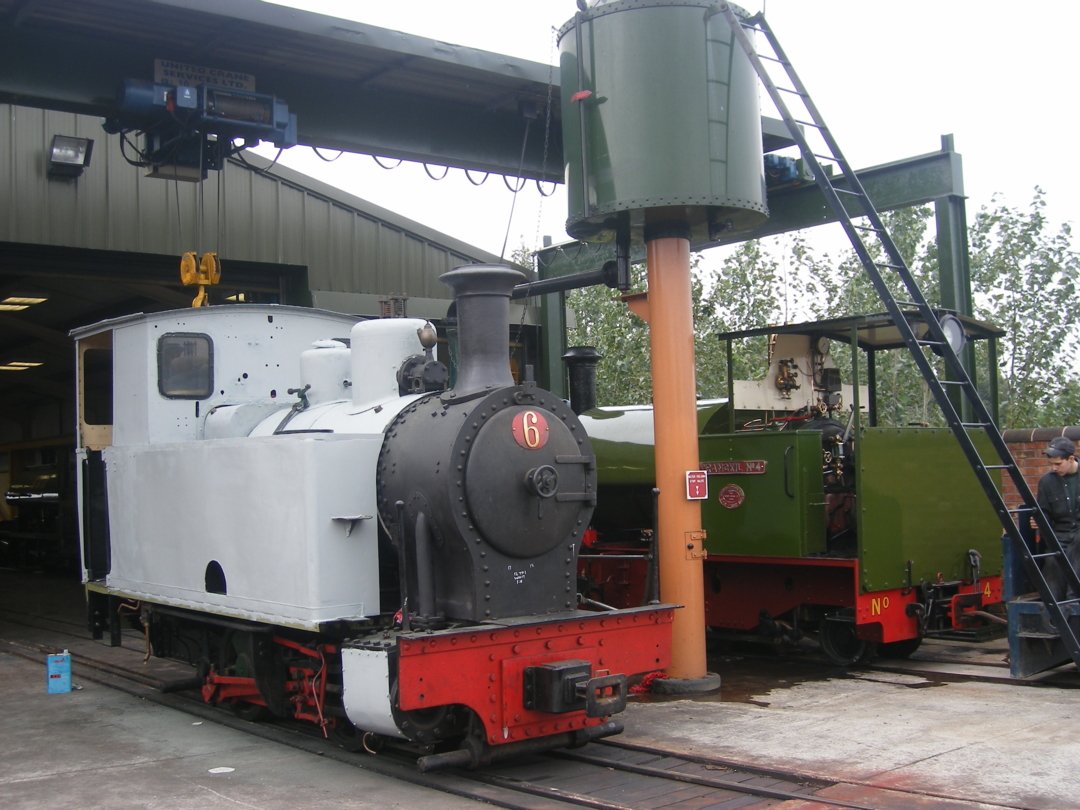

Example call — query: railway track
[471,741,857,809]
[0,598,1020,810]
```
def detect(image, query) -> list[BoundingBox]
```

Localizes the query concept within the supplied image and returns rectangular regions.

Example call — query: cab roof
[716,310,1005,351]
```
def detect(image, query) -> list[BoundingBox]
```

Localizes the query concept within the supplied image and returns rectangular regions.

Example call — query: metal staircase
[716,4,1080,669]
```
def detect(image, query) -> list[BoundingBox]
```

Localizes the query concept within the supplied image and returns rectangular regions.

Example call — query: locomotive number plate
[701,460,767,475]
[511,409,550,450]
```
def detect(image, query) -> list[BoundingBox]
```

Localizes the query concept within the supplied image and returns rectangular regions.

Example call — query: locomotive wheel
[220,630,271,722]
[819,617,874,666]
[331,719,371,753]
[878,636,923,659]
[389,680,467,744]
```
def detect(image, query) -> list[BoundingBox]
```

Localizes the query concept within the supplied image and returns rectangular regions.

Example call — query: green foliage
[565,243,791,405]
[692,241,782,398]
[810,206,949,426]
[563,189,1080,428]
[565,262,653,404]
[801,196,1080,429]
[508,244,536,276]
[969,189,1080,427]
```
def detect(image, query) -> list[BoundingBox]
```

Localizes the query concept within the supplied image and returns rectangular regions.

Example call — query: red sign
[511,409,549,450]
[686,470,708,500]
[701,460,767,475]
[718,484,746,509]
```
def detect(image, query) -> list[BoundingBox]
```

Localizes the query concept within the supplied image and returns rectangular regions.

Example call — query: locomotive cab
[71,305,393,626]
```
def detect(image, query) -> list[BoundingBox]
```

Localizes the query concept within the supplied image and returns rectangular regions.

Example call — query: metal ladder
[716,4,1080,669]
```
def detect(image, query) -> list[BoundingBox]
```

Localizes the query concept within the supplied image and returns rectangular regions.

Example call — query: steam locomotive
[573,312,1005,665]
[72,264,672,770]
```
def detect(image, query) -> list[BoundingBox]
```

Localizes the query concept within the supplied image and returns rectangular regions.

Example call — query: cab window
[158,333,213,399]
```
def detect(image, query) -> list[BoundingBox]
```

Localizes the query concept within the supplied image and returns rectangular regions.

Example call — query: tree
[969,189,1080,427]
[566,243,789,405]
[803,194,1080,429]
[562,189,1080,427]
[565,261,653,404]
[769,206,946,426]
[698,239,784,389]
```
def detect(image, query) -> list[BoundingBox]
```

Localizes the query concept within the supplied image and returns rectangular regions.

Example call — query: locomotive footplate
[395,605,673,749]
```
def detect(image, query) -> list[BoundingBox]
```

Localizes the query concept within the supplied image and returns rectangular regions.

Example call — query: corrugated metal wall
[0,103,500,310]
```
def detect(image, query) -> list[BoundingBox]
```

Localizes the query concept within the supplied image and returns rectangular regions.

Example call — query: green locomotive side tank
[582,407,1004,592]
[697,430,829,558]
[558,0,768,245]
[580,402,728,533]
[851,427,1003,592]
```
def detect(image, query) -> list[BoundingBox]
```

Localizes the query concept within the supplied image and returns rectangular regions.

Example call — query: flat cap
[1045,436,1076,458]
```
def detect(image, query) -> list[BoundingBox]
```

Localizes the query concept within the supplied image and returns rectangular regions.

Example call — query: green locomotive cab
[579,312,1007,664]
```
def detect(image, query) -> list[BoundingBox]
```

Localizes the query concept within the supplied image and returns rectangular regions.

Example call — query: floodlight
[47,135,94,178]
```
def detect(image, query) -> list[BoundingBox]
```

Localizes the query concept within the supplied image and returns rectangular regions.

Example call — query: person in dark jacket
[1038,436,1080,600]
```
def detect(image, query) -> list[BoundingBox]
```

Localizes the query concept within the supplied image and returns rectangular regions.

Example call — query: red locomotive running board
[396,606,674,746]
[702,555,1003,645]
[855,576,1004,641]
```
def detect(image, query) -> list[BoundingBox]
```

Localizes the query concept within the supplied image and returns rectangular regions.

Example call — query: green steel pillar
[538,289,567,397]
[535,238,569,397]
[933,134,976,420]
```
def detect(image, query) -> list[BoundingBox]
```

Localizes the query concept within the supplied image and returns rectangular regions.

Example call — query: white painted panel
[341,648,405,738]
[730,380,867,414]
[111,322,151,446]
[350,318,431,409]
[96,306,358,446]
[104,432,381,628]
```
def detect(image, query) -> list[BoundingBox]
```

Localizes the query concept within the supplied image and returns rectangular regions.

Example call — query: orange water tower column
[646,228,716,690]
[559,0,768,690]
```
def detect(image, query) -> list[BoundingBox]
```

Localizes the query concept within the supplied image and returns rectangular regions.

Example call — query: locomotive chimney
[440,264,526,396]
[562,346,602,414]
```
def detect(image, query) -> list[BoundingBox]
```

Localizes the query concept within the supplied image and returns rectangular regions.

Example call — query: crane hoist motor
[103,79,297,180]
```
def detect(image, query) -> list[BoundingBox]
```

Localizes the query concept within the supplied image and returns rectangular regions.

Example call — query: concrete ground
[0,651,487,810]
[3,569,1079,809]
[621,648,1080,810]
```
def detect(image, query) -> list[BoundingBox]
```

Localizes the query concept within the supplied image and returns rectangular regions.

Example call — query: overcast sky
[256,1,1079,261]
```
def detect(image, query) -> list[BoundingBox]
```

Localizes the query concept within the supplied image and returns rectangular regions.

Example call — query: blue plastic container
[46,650,71,694]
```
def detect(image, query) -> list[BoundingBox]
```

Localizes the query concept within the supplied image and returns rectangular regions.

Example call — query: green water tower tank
[559,0,768,245]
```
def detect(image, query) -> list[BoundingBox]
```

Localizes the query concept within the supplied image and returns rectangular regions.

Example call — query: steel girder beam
[0,0,795,182]
[537,140,966,278]
[0,3,559,180]
[719,138,966,246]
[534,140,969,395]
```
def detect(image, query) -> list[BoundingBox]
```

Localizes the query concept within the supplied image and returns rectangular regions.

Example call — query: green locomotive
[576,312,1007,664]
